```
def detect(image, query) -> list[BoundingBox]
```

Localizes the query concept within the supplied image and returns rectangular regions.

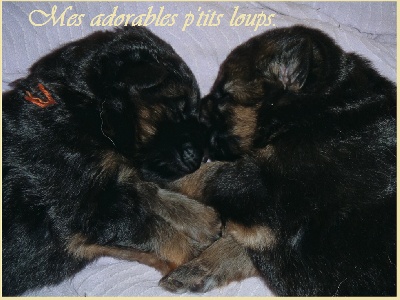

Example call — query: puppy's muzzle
[180,142,203,172]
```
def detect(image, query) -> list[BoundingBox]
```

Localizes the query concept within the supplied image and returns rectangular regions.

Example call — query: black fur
[2,27,215,296]
[199,26,396,295]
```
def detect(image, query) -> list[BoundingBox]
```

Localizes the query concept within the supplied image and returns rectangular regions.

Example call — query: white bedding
[2,1,396,297]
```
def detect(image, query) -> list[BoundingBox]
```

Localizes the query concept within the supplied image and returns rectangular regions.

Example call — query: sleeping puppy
[159,25,396,296]
[2,27,220,296]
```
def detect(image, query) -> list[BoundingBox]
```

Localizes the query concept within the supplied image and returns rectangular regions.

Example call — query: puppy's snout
[181,142,202,171]
[182,142,198,160]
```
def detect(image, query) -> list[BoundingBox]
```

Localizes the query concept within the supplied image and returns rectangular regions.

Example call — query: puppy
[160,26,396,296]
[2,27,220,296]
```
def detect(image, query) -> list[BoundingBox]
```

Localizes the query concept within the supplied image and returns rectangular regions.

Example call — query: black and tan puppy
[160,26,396,296]
[2,27,221,296]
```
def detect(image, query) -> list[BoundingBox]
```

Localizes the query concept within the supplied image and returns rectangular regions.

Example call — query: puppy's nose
[181,142,202,171]
[182,142,197,160]
[198,95,212,126]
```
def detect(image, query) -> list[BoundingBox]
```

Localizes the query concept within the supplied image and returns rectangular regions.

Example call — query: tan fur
[231,105,260,151]
[171,161,227,201]
[193,235,258,281]
[154,225,196,268]
[99,151,138,183]
[137,104,167,143]
[66,234,172,275]
[117,166,137,183]
[255,144,276,160]
[153,189,220,235]
[66,186,221,276]
[226,221,277,251]
[99,151,128,174]
[148,189,220,268]
[224,79,264,104]
[159,235,258,292]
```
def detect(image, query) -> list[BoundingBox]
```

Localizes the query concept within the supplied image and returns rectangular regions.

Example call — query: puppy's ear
[260,39,312,91]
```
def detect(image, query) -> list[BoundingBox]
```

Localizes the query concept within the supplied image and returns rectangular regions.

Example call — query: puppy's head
[14,27,203,182]
[93,27,204,182]
[200,26,342,161]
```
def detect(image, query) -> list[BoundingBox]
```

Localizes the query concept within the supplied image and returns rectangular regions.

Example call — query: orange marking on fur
[24,83,56,108]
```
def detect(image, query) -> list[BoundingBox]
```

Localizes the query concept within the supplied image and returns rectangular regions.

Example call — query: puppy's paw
[159,235,257,293]
[159,262,218,293]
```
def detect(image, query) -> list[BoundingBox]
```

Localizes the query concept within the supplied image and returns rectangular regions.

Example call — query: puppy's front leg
[170,158,268,225]
[162,158,276,293]
[159,234,258,293]
[66,163,220,275]
[169,161,229,202]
